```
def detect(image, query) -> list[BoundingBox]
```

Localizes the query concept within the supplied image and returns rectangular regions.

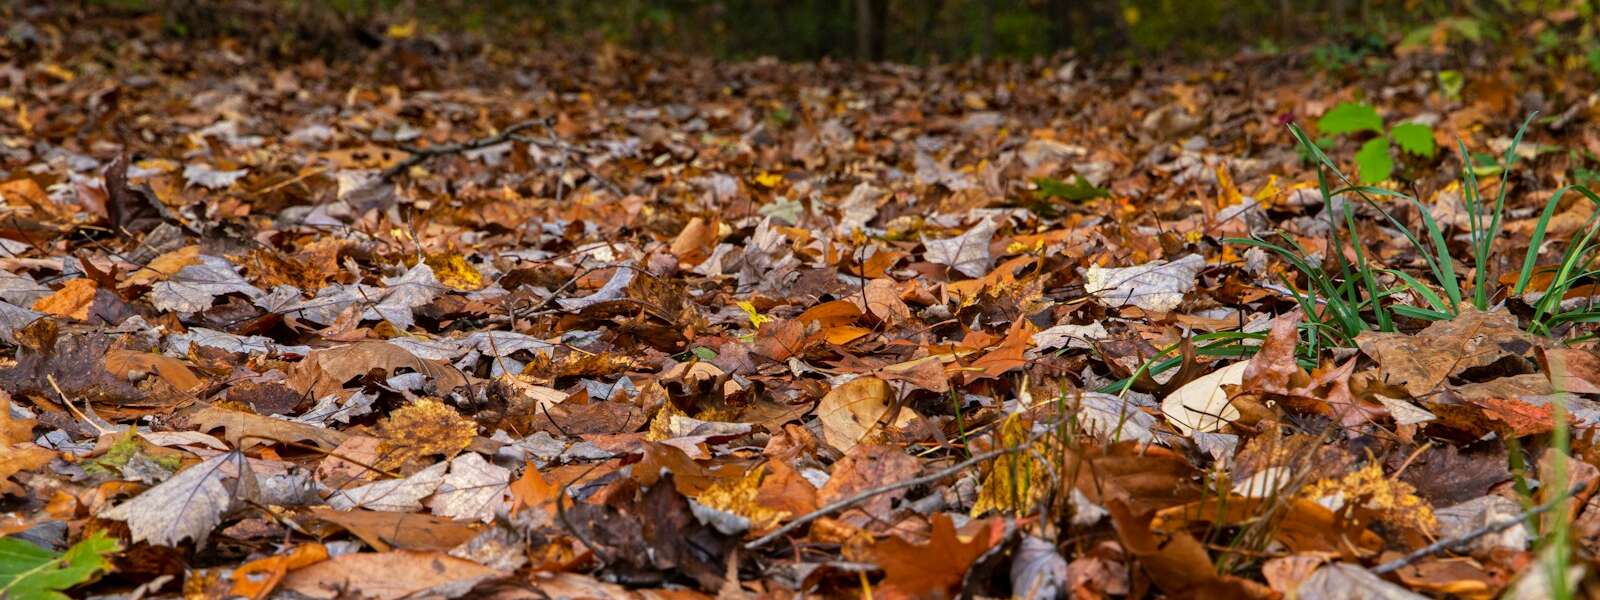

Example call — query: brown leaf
[816,377,905,452]
[1356,308,1542,398]
[287,342,468,400]
[189,405,349,449]
[753,460,819,517]
[278,551,504,600]
[871,513,1003,599]
[818,443,919,529]
[308,508,479,552]
[1108,500,1276,598]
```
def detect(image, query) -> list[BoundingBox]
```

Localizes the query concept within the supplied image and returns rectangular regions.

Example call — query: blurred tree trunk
[855,0,887,61]
[977,0,994,57]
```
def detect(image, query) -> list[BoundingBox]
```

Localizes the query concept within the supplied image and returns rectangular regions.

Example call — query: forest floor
[3,5,1600,599]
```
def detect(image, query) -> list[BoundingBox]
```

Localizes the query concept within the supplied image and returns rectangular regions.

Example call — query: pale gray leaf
[99,450,259,547]
[425,453,510,522]
[922,218,996,278]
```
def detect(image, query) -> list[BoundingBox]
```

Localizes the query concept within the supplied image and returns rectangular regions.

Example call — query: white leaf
[1295,563,1426,600]
[1161,361,1247,435]
[326,460,447,512]
[425,453,510,522]
[1010,536,1068,599]
[100,451,258,547]
[1032,322,1110,351]
[182,163,248,189]
[1076,392,1157,444]
[923,218,996,278]
[558,266,634,311]
[1086,254,1205,313]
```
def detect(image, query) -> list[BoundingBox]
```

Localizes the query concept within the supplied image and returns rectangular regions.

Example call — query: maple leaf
[871,514,1001,599]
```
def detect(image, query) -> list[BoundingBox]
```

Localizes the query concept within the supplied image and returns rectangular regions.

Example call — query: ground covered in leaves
[4,5,1600,600]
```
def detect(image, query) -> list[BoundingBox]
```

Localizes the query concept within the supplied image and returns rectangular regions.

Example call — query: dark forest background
[60,0,1600,64]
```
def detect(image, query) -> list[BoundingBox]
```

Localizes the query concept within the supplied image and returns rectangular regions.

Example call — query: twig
[381,118,547,180]
[1370,481,1589,575]
[745,441,1025,550]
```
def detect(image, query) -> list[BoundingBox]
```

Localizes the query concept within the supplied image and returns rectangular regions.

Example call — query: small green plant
[0,531,120,600]
[1316,102,1436,184]
[1033,175,1109,202]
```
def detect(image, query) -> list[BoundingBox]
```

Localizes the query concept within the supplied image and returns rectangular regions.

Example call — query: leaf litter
[1,5,1600,599]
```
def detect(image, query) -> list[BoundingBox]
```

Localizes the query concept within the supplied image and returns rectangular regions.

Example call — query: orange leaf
[32,278,97,320]
[871,514,1002,599]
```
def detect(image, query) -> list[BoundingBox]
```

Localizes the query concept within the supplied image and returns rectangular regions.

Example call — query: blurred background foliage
[91,0,1600,66]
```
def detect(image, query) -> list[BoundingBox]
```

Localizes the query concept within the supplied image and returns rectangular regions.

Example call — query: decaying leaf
[100,450,259,547]
[374,398,478,470]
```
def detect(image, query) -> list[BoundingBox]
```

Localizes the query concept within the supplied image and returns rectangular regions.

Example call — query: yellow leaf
[694,467,788,530]
[123,245,201,288]
[971,413,1047,516]
[736,300,772,328]
[754,171,783,188]
[1216,165,1244,207]
[1254,174,1281,208]
[375,399,477,471]
[1301,462,1436,535]
[385,19,417,39]
[425,252,484,291]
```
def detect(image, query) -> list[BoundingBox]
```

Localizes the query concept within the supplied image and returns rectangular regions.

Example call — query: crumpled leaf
[815,376,915,452]
[923,218,996,278]
[1085,254,1205,313]
[100,450,259,547]
[1356,308,1542,397]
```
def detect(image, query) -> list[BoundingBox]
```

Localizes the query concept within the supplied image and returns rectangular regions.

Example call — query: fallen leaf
[1085,254,1204,313]
[31,278,96,320]
[100,450,259,547]
[872,513,1002,599]
[923,218,996,278]
[278,551,504,600]
[309,508,479,552]
[374,398,477,471]
[1161,361,1247,435]
[1356,308,1541,397]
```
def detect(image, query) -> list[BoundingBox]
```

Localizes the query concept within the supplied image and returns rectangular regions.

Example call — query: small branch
[381,118,547,180]
[745,441,1023,550]
[1370,482,1589,575]
[508,134,624,196]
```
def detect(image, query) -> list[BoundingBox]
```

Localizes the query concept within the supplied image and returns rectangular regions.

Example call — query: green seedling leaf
[1438,70,1464,100]
[1355,137,1394,184]
[0,531,120,600]
[1391,123,1436,158]
[1033,176,1108,202]
[1318,102,1383,135]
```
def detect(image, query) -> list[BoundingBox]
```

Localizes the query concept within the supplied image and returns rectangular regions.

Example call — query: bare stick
[381,118,546,180]
[745,442,1024,550]
[1370,482,1589,575]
